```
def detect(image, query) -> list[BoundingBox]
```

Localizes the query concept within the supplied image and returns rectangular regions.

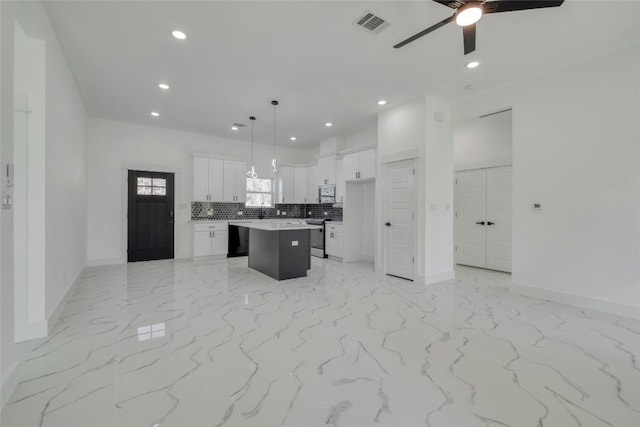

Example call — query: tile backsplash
[191,202,343,221]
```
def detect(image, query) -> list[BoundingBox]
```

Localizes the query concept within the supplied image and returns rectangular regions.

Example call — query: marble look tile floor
[2,258,639,427]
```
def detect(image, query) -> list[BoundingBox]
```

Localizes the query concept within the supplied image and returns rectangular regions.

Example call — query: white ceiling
[41,0,639,146]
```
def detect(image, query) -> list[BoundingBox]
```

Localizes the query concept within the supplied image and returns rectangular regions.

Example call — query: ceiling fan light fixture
[455,2,483,27]
[466,61,480,69]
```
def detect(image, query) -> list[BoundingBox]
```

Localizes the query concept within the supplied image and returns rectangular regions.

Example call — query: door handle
[385,222,391,227]
[475,221,485,225]
[487,221,495,226]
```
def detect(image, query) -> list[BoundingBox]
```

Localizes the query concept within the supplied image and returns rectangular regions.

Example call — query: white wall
[454,46,640,316]
[14,0,88,337]
[377,96,455,284]
[341,127,377,152]
[0,0,17,406]
[454,110,512,168]
[424,96,454,282]
[87,118,313,264]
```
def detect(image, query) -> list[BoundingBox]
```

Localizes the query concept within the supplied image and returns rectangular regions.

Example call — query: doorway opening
[127,170,175,262]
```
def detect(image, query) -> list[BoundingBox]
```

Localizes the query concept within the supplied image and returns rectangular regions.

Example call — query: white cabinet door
[360,149,376,180]
[194,231,213,257]
[223,161,236,202]
[317,156,336,186]
[326,226,342,257]
[343,153,359,182]
[193,157,210,201]
[279,167,295,204]
[235,161,247,204]
[306,166,318,203]
[211,230,229,256]
[294,167,307,203]
[335,160,345,203]
[208,158,224,201]
[486,166,512,272]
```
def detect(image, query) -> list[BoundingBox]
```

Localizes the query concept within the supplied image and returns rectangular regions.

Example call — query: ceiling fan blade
[394,14,455,49]
[484,0,564,14]
[462,23,476,55]
[432,0,462,10]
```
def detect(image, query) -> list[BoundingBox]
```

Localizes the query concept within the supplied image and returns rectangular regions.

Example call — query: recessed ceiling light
[377,100,387,105]
[290,137,297,141]
[158,83,170,90]
[171,30,187,40]
[231,126,239,130]
[325,122,333,127]
[466,61,480,69]
[150,111,159,117]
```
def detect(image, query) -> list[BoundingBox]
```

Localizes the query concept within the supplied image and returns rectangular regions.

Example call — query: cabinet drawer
[326,224,342,232]
[193,222,229,232]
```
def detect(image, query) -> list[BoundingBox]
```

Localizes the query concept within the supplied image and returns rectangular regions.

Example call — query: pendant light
[271,100,278,174]
[246,116,257,179]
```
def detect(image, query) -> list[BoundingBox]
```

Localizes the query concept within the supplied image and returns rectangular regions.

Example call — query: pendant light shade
[271,100,278,174]
[247,116,257,179]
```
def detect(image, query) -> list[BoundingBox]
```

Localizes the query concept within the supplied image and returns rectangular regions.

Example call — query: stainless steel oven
[306,218,326,258]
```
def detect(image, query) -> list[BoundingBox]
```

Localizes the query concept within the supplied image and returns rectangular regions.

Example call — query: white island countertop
[228,221,321,231]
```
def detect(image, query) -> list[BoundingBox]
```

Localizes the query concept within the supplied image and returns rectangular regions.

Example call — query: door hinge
[455,245,457,251]
[455,212,458,218]
[455,178,458,184]
[413,169,415,175]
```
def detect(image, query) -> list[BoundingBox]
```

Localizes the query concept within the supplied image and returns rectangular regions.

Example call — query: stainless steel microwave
[318,185,336,204]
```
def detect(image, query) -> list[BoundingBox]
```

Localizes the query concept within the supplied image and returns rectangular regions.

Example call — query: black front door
[127,170,175,262]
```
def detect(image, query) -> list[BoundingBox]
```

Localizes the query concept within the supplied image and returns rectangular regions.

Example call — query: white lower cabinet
[325,223,343,258]
[193,223,228,257]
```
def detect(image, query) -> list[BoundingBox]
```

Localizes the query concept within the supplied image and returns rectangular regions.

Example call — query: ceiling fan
[394,1,565,55]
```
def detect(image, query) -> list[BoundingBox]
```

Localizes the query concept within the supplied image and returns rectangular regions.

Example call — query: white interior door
[455,169,487,268]
[384,160,414,280]
[486,166,512,272]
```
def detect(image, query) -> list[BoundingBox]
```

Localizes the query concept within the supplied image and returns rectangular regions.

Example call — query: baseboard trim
[87,257,124,267]
[47,265,85,334]
[1,362,19,409]
[425,270,455,285]
[510,283,640,320]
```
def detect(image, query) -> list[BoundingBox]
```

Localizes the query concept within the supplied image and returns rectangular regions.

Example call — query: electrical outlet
[323,212,328,216]
[237,211,243,215]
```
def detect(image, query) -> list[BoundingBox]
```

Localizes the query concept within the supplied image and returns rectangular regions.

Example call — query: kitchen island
[228,222,322,280]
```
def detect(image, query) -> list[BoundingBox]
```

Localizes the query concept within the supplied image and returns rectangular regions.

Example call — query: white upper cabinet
[223,160,247,202]
[193,157,224,201]
[278,167,295,204]
[306,166,318,204]
[294,167,307,203]
[343,149,376,182]
[193,157,210,201]
[335,159,345,204]
[316,156,336,186]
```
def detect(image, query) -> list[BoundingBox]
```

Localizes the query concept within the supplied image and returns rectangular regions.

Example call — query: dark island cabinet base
[248,228,311,280]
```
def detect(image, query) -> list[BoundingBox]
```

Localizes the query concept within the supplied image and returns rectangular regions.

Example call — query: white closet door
[455,169,487,268]
[486,166,512,272]
[384,160,414,280]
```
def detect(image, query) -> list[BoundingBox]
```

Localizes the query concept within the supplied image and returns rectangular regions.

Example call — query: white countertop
[228,221,322,231]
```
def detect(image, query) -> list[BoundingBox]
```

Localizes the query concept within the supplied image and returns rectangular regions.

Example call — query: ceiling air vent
[354,11,389,34]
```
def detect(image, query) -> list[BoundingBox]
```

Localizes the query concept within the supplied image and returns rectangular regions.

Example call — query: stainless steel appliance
[306,218,327,258]
[318,185,336,204]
